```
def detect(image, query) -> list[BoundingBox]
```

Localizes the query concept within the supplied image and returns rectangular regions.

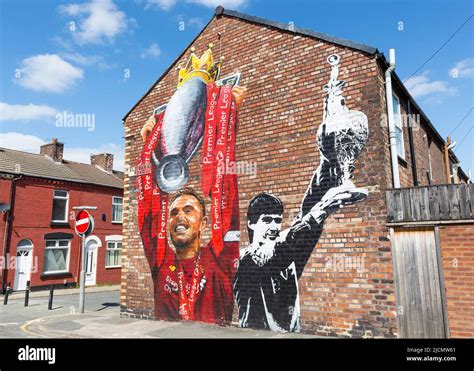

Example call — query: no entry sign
[75,210,94,236]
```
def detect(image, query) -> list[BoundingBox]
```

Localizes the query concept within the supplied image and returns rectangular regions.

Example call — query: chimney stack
[91,153,114,173]
[40,138,64,162]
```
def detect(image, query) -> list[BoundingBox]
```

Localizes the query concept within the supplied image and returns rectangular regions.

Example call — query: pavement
[0,287,323,338]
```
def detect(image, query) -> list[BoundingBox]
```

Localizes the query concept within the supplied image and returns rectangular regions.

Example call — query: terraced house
[0,139,124,292]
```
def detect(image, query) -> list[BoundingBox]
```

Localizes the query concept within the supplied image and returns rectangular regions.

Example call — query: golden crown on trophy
[177,43,222,88]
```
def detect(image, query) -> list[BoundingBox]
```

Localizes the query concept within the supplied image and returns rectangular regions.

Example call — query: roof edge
[217,7,378,55]
[0,171,124,190]
[376,53,465,168]
[122,6,378,122]
[1,147,124,174]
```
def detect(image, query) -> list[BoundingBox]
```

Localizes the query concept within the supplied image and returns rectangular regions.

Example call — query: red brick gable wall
[122,15,398,337]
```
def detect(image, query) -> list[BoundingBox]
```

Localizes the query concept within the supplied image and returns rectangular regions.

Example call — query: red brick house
[120,7,473,338]
[0,139,124,292]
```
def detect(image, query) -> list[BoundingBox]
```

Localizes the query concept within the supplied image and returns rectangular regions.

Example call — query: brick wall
[385,84,449,188]
[122,14,399,337]
[439,224,474,338]
[0,177,13,288]
[429,139,447,185]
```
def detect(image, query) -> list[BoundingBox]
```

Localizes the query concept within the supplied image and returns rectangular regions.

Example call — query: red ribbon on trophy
[137,83,239,270]
[202,82,220,197]
[223,100,238,234]
[137,112,168,269]
[210,85,231,254]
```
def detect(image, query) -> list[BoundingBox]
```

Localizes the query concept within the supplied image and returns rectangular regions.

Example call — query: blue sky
[0,0,472,174]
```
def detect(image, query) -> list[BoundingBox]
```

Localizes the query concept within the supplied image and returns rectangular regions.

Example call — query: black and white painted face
[248,214,283,244]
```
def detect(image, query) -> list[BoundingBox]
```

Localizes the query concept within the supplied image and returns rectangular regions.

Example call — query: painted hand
[232,86,247,111]
[309,181,368,223]
[141,115,155,142]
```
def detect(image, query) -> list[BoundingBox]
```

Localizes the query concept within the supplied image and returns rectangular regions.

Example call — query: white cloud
[52,36,74,51]
[0,102,59,121]
[60,52,101,65]
[404,71,456,99]
[188,17,204,28]
[449,58,474,79]
[60,52,115,69]
[64,143,125,171]
[0,132,125,171]
[145,0,177,10]
[0,132,46,153]
[16,54,84,93]
[186,0,247,8]
[145,0,246,10]
[140,43,162,60]
[59,0,130,45]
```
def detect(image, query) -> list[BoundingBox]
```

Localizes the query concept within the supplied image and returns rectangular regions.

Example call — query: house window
[112,196,123,223]
[17,239,33,258]
[106,240,122,268]
[43,239,70,274]
[392,94,405,159]
[17,239,33,250]
[52,190,68,222]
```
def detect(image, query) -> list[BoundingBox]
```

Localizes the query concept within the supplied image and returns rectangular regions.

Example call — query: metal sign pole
[78,234,86,314]
[73,206,96,315]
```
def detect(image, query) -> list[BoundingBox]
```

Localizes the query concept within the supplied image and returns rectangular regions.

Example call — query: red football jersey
[153,240,236,325]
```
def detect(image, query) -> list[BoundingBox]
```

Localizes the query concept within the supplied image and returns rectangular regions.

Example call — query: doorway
[85,237,99,286]
[391,227,449,338]
[13,239,33,291]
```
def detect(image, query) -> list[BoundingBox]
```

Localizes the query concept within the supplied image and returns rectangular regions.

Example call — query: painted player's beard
[263,229,280,241]
[170,224,199,249]
[250,230,279,267]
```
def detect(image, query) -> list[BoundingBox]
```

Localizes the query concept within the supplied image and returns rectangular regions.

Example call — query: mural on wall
[137,44,246,324]
[136,48,369,331]
[233,54,369,332]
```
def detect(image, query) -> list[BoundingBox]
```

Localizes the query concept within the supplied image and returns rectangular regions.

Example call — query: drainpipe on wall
[1,175,21,293]
[444,136,452,184]
[452,163,460,184]
[407,100,419,186]
[385,48,400,188]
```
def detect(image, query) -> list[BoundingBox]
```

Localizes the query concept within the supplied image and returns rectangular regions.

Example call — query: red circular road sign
[75,210,92,236]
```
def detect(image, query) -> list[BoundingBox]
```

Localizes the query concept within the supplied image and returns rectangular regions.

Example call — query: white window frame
[17,239,34,250]
[112,196,123,223]
[43,239,70,275]
[105,236,122,268]
[392,93,406,160]
[52,190,69,223]
[16,239,33,258]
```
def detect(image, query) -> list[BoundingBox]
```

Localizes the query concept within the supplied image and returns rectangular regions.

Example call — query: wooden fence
[386,183,474,223]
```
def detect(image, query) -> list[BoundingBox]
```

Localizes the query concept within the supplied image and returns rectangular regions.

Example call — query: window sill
[111,221,123,225]
[40,272,73,279]
[105,266,121,269]
[50,221,70,227]
[398,156,408,167]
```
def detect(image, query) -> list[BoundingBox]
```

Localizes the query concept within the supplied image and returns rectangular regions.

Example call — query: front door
[391,227,448,338]
[14,248,32,291]
[85,239,98,286]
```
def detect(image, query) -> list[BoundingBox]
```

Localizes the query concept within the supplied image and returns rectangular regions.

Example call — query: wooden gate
[391,228,449,338]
